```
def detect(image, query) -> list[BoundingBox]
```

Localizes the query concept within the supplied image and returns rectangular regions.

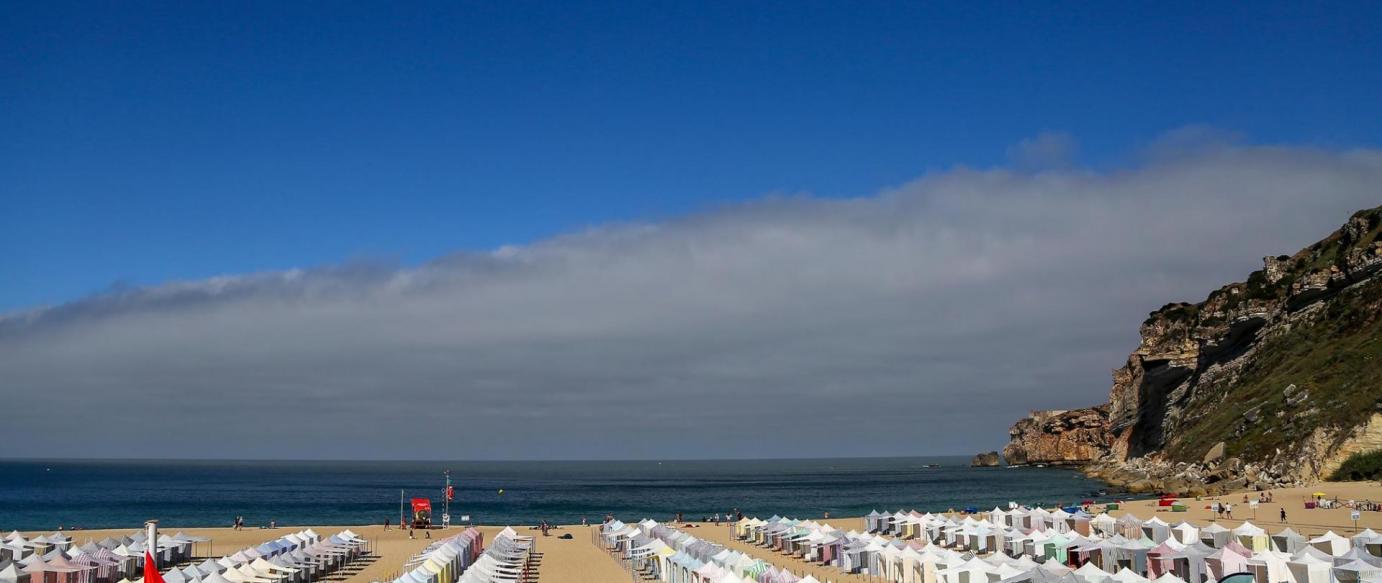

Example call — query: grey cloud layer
[3,144,1380,459]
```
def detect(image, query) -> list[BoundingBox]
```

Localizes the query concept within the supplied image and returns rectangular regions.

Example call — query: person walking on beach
[383,518,390,531]
[408,526,414,540]
[1280,508,1287,523]
[1225,503,1233,519]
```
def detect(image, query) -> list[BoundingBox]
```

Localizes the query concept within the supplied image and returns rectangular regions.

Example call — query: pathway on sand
[341,525,631,583]
[523,526,633,583]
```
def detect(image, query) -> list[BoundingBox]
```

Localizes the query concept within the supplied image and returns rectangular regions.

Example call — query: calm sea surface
[0,458,1115,531]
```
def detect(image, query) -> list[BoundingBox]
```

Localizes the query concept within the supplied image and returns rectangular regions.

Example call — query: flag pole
[145,520,158,571]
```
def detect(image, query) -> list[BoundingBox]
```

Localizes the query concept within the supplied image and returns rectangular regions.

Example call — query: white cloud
[2,137,1379,459]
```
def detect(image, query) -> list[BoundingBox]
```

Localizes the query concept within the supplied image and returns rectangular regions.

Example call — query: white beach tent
[938,556,994,583]
[1290,546,1338,583]
[1169,522,1198,546]
[1108,568,1149,583]
[1149,572,1185,583]
[1249,549,1288,583]
[1197,523,1230,548]
[1142,517,1171,544]
[1353,529,1382,554]
[1231,521,1269,552]
[0,561,32,583]
[1337,559,1382,583]
[1273,528,1309,554]
[1091,514,1117,537]
[1312,531,1353,556]
[1072,562,1110,583]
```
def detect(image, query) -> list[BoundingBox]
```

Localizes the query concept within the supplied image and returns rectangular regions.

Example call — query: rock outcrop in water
[970,451,1002,467]
[1004,206,1382,491]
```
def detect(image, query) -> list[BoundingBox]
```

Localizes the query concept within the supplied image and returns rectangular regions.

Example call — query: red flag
[144,550,165,583]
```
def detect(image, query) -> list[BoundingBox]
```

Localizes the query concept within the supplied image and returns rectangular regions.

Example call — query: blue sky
[4,2,1379,313]
[5,2,1382,458]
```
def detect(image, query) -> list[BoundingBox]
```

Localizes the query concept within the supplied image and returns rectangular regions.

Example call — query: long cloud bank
[3,142,1381,459]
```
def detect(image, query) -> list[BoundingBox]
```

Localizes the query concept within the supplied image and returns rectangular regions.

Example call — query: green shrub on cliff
[1165,276,1382,463]
[1329,449,1382,481]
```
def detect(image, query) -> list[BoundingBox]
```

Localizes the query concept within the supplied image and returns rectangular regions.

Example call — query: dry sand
[23,482,1382,583]
[1105,481,1382,536]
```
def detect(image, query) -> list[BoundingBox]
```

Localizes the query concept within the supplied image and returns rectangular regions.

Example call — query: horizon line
[0,453,980,464]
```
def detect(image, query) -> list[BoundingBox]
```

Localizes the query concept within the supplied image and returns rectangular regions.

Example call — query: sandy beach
[19,481,1382,583]
[1105,481,1382,535]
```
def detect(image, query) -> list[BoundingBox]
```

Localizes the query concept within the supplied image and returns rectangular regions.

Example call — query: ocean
[0,457,1114,531]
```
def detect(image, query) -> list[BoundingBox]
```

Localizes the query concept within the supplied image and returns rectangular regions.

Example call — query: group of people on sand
[232,516,275,530]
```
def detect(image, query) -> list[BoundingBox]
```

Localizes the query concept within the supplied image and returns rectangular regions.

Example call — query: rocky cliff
[1002,407,1110,466]
[1004,207,1382,491]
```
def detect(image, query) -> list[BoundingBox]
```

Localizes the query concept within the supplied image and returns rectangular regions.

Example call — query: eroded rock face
[1003,406,1111,466]
[970,451,1002,467]
[1004,207,1382,487]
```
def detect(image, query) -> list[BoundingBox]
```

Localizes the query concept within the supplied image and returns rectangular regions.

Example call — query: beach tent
[867,511,886,534]
[1105,535,1155,575]
[1072,562,1110,583]
[1146,540,1185,579]
[1107,568,1148,583]
[1,561,32,583]
[938,556,994,583]
[1339,547,1382,569]
[1272,528,1309,554]
[1196,524,1230,549]
[1354,531,1382,559]
[1115,516,1144,541]
[1312,531,1353,557]
[1246,549,1292,583]
[0,544,23,564]
[1231,522,1269,552]
[1169,523,1198,546]
[1149,572,1185,583]
[1049,509,1072,534]
[1142,518,1171,544]
[1204,540,1252,581]
[1289,547,1337,583]
[1336,559,1382,583]
[1040,532,1072,563]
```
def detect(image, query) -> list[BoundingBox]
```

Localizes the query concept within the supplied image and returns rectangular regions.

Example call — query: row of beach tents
[387,527,534,583]
[0,529,368,583]
[156,529,369,583]
[601,518,822,583]
[2,529,206,583]
[727,508,1382,583]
